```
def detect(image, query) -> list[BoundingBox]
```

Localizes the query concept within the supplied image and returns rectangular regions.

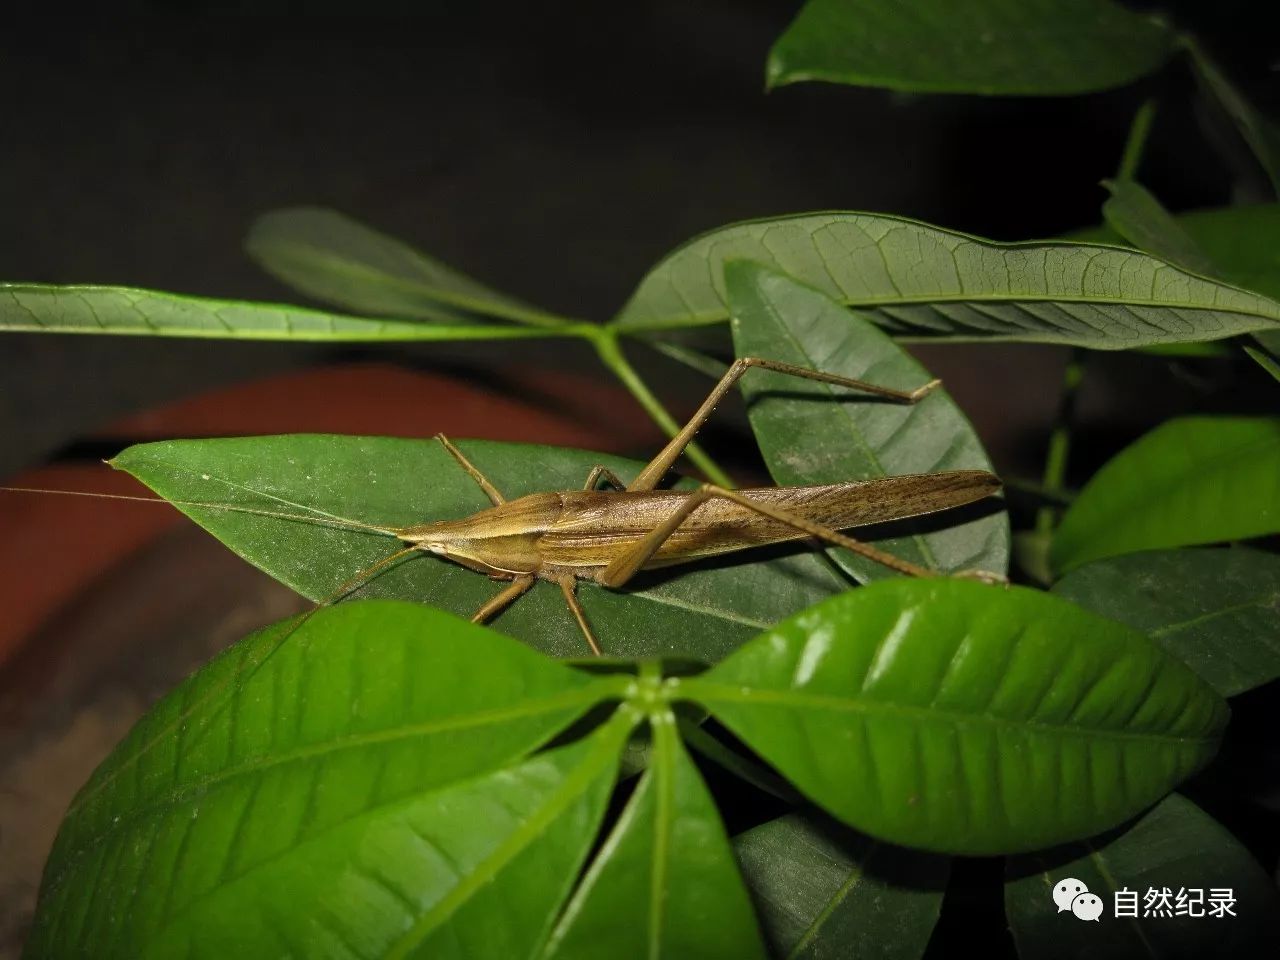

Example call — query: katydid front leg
[471,575,535,624]
[436,433,507,505]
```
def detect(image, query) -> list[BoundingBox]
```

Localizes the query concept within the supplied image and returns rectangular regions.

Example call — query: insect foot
[909,377,944,401]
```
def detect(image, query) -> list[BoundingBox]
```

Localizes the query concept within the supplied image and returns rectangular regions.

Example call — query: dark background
[1,1,1274,479]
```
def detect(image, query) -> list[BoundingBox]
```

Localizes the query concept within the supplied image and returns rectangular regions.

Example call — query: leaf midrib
[1147,592,1280,640]
[384,713,633,958]
[123,714,630,959]
[51,684,617,892]
[617,290,1280,332]
[647,720,676,959]
[683,682,1218,746]
[786,842,875,959]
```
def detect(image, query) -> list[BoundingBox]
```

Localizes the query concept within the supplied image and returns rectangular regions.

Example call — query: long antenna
[0,486,404,538]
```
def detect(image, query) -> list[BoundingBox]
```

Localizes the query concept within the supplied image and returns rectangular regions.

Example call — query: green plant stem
[1035,350,1086,537]
[589,328,736,487]
[1117,99,1158,181]
[1002,476,1074,507]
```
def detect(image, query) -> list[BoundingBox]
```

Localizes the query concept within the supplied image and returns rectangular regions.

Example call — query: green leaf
[1006,793,1280,959]
[1053,548,1280,697]
[728,261,1008,583]
[246,207,567,327]
[1101,180,1218,277]
[541,716,766,959]
[1245,343,1280,381]
[767,0,1174,96]
[1069,203,1280,301]
[609,213,1280,348]
[1185,40,1280,196]
[111,435,848,661]
[734,812,948,960]
[680,578,1228,855]
[27,601,634,958]
[0,283,571,342]
[1050,417,1280,575]
[1069,202,1280,363]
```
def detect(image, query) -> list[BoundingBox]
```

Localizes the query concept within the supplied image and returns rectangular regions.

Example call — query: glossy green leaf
[246,207,566,327]
[27,601,634,958]
[767,0,1174,96]
[728,261,1008,583]
[0,283,567,342]
[1006,793,1280,958]
[1053,548,1280,697]
[680,579,1229,855]
[609,213,1280,348]
[1102,180,1218,277]
[542,717,766,959]
[1051,417,1280,575]
[734,812,948,960]
[1186,40,1280,195]
[112,435,848,661]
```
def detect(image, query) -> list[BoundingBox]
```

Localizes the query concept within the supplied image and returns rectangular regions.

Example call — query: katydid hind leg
[628,356,941,492]
[696,485,937,579]
[597,484,948,589]
[435,433,507,506]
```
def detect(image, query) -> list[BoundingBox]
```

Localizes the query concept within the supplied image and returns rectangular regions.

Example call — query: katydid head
[400,492,561,579]
[408,528,542,578]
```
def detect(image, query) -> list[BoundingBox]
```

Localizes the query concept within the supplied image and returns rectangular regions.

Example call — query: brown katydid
[3,357,1002,655]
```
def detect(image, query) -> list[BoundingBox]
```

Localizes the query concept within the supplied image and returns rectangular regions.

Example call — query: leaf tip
[763,50,790,92]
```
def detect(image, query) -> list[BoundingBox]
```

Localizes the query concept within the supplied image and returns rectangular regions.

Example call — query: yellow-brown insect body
[401,469,1000,585]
